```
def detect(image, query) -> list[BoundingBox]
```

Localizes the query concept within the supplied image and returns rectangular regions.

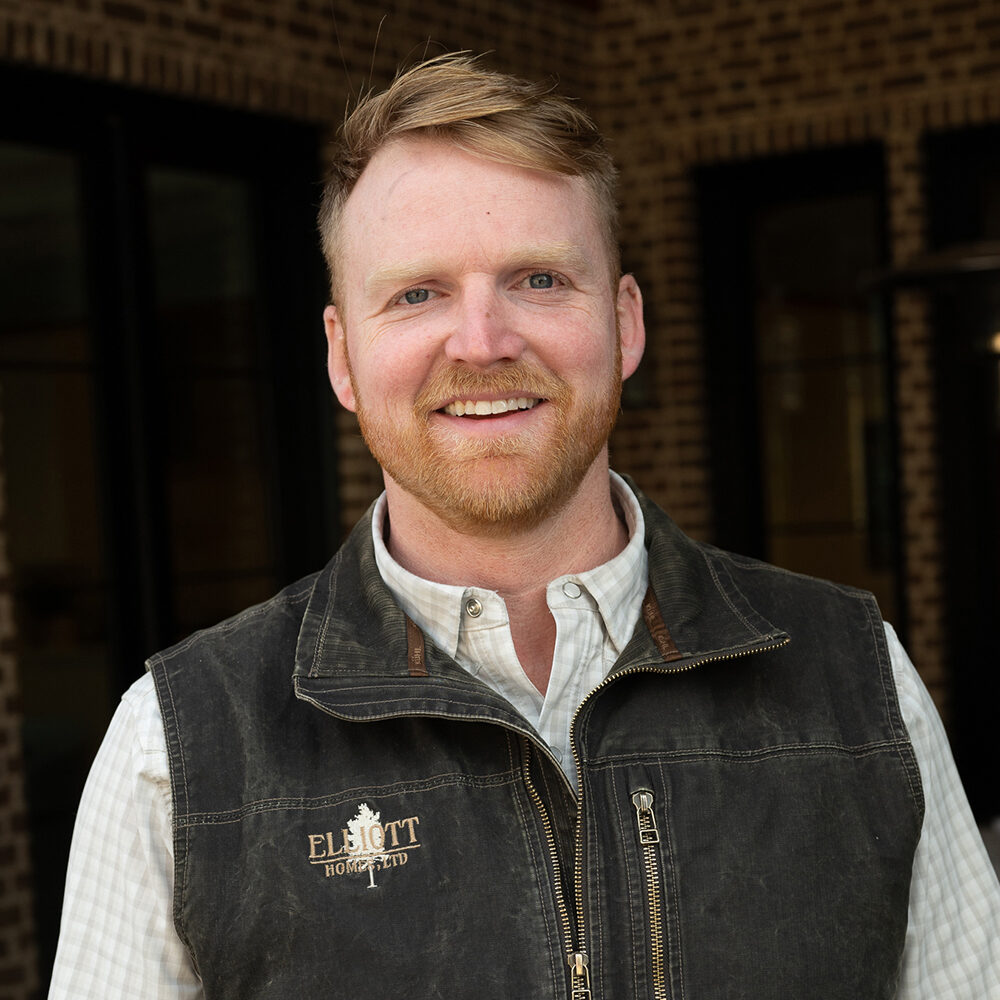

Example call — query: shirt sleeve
[887,623,1000,999]
[48,672,203,1000]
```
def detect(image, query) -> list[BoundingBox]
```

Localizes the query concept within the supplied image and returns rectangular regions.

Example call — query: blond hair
[318,53,620,299]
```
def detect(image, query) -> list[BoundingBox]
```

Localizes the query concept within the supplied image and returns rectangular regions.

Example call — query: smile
[442,397,541,417]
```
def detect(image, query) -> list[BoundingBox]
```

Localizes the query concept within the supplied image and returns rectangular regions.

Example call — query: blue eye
[528,273,555,289]
[403,288,430,304]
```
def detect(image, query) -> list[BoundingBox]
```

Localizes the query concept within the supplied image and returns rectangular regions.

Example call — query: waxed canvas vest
[149,488,923,999]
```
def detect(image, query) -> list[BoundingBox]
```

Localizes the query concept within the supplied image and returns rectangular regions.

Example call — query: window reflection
[0,141,111,978]
[752,191,898,622]
[146,168,277,635]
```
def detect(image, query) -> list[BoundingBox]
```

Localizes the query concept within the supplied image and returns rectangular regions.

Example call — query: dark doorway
[1,65,331,988]
[925,126,1000,822]
[696,145,902,628]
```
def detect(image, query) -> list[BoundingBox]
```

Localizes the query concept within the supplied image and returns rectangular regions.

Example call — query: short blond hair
[318,53,620,299]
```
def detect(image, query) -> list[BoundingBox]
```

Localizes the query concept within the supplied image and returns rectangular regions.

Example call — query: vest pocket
[631,788,668,1000]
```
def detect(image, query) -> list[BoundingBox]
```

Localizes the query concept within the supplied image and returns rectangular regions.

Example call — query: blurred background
[1,0,999,993]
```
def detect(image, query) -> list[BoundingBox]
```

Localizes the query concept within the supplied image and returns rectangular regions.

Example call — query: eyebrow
[363,241,595,297]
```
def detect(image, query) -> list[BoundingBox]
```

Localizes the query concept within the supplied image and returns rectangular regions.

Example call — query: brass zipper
[521,740,592,997]
[631,789,667,999]
[560,637,790,1000]
[568,950,592,999]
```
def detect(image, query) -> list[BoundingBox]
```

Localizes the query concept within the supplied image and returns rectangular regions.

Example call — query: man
[51,54,998,998]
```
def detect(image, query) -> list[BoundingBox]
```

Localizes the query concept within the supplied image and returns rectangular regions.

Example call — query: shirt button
[465,597,483,618]
[562,581,582,599]
[549,745,564,763]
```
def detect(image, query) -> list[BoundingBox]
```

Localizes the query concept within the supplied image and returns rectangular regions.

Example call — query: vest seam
[861,594,926,816]
[311,556,353,676]
[298,692,537,726]
[174,770,522,827]
[582,738,915,767]
[150,662,198,974]
[609,767,640,999]
[712,548,875,599]
[699,549,767,636]
[509,737,565,996]
[151,585,313,666]
[658,758,687,1000]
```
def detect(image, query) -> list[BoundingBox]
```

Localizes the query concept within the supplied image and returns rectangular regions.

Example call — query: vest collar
[293,479,788,724]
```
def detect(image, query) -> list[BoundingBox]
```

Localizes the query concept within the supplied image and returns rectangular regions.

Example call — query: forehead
[338,137,606,279]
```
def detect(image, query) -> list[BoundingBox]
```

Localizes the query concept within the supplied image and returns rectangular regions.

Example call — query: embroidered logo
[307,803,421,888]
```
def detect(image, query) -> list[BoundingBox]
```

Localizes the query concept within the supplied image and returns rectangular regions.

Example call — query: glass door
[697,145,901,625]
[146,166,279,636]
[925,126,1000,822]
[0,67,326,991]
[0,140,113,976]
[753,193,897,620]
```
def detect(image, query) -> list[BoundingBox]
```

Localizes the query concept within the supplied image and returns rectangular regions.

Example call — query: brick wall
[0,399,37,1000]
[1,1,596,123]
[592,0,1000,712]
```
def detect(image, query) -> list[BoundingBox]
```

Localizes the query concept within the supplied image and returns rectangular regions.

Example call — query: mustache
[415,362,571,412]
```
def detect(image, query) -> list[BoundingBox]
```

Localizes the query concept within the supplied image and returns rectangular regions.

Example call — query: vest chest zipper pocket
[631,790,668,1000]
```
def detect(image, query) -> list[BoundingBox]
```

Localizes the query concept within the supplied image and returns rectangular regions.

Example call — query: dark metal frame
[923,125,1000,820]
[693,143,906,634]
[2,62,331,694]
[2,63,331,984]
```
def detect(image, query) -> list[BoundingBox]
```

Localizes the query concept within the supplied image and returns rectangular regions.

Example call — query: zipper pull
[567,951,591,998]
[631,790,660,844]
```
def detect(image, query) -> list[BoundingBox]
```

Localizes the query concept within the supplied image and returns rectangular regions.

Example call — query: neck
[382,461,628,692]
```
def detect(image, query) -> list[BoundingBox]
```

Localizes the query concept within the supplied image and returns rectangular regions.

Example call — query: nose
[444,284,526,368]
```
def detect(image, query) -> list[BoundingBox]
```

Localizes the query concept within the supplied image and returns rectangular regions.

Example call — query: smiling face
[325,137,644,535]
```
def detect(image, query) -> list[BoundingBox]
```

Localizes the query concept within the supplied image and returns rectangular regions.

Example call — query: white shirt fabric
[49,478,1000,998]
[371,473,649,791]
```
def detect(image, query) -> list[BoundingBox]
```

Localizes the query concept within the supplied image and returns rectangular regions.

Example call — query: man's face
[325,137,644,535]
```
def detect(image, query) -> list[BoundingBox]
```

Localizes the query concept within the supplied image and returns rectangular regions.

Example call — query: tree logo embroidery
[347,803,389,888]
[306,802,421,886]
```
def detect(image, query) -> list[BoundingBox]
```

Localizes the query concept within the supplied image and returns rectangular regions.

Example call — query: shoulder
[146,571,321,676]
[121,671,168,761]
[707,543,879,609]
[635,476,878,607]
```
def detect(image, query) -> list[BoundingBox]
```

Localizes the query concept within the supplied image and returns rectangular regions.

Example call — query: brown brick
[103,0,145,21]
[845,14,891,31]
[0,964,27,984]
[885,72,930,91]
[931,1,978,13]
[220,3,253,22]
[185,18,221,41]
[759,28,804,45]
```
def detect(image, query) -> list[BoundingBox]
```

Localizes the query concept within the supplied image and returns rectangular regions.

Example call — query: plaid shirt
[372,471,647,792]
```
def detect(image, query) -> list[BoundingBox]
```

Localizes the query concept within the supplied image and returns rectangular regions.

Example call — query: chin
[398,452,596,536]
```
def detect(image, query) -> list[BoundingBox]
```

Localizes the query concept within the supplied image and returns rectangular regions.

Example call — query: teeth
[443,397,539,417]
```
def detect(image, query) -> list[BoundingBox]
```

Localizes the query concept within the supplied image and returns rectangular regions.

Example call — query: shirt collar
[371,471,648,662]
[561,475,647,653]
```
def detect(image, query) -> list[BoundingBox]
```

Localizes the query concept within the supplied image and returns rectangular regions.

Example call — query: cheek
[544,321,619,378]
[351,352,424,411]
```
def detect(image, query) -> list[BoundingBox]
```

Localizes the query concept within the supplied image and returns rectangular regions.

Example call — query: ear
[324,304,356,413]
[616,274,646,381]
